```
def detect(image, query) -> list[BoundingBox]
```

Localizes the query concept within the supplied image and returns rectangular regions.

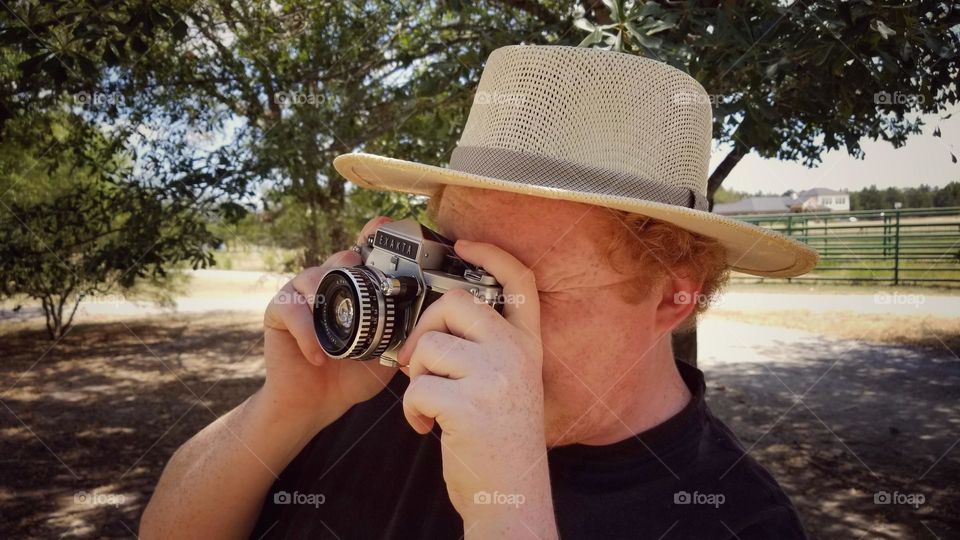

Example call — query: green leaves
[870,19,897,40]
[578,27,604,47]
[575,0,675,53]
[571,0,960,192]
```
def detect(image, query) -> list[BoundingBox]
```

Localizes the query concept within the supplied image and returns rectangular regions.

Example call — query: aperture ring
[339,267,377,358]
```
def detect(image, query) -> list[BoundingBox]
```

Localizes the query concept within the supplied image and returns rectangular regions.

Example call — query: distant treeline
[715,181,960,210]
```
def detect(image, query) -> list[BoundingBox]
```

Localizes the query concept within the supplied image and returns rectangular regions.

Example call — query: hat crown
[456,45,713,195]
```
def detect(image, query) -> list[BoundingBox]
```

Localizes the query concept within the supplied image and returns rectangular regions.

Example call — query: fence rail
[727,206,960,285]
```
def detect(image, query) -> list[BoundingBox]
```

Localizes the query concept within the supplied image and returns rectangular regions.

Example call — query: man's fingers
[264,282,326,365]
[407,331,476,379]
[403,374,460,434]
[290,250,361,310]
[397,289,500,365]
[261,219,393,367]
[453,239,541,335]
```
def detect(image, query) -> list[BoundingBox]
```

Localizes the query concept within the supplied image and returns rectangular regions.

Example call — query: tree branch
[493,0,565,26]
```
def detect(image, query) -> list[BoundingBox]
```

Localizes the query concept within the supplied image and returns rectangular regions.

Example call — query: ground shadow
[0,313,265,538]
[701,324,960,539]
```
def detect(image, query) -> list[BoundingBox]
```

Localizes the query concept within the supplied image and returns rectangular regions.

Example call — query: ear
[654,274,703,335]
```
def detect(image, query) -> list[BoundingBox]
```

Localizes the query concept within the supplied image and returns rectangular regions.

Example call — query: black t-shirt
[251,362,806,539]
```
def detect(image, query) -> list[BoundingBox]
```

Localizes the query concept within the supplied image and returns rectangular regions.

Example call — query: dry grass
[708,309,960,353]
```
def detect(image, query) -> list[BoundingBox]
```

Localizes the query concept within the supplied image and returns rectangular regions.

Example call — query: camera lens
[313,267,399,360]
[329,288,355,339]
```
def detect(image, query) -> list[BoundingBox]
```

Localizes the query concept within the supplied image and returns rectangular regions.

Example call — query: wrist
[458,469,557,539]
[250,387,347,451]
[462,501,558,540]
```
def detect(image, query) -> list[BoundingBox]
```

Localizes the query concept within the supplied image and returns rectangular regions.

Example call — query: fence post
[883,211,892,257]
[893,211,901,285]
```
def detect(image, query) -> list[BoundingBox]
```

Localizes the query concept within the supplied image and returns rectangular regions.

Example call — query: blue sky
[715,104,960,195]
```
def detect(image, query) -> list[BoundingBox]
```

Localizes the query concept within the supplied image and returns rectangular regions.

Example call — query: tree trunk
[673,140,750,368]
[706,141,748,210]
[326,168,349,252]
[672,331,697,368]
[301,174,325,268]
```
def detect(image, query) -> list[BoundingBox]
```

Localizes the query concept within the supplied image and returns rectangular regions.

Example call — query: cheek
[538,292,655,397]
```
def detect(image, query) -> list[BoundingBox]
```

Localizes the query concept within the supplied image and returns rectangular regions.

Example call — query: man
[141,45,815,539]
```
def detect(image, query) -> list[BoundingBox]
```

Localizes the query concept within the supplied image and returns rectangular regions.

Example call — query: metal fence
[728,207,960,285]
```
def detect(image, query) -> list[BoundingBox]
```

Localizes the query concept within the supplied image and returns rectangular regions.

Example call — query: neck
[577,337,693,446]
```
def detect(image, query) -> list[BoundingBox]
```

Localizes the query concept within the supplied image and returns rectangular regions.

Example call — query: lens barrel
[313,267,399,360]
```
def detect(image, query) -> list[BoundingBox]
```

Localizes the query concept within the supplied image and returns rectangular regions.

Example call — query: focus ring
[352,267,397,359]
[341,267,377,358]
[370,293,397,358]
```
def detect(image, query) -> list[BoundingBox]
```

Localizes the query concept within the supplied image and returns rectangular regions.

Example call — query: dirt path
[0,311,957,538]
[0,313,266,538]
[699,317,960,539]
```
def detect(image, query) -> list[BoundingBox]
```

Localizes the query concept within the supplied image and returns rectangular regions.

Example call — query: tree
[933,181,960,207]
[0,113,220,338]
[2,0,579,267]
[575,0,960,206]
[0,183,219,338]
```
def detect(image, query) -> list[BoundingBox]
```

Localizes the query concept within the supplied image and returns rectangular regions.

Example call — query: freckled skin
[434,186,693,447]
[140,186,697,540]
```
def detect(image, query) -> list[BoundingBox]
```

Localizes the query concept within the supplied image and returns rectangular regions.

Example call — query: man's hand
[397,239,558,539]
[262,216,396,433]
[142,216,405,540]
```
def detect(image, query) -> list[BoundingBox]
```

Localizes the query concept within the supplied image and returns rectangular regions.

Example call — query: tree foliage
[575,0,960,203]
[2,0,577,267]
[2,0,958,343]
[0,111,218,338]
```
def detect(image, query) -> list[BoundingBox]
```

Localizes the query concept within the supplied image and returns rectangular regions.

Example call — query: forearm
[462,462,558,540]
[140,388,346,540]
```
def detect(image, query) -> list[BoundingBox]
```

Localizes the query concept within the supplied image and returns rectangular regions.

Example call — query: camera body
[313,219,503,366]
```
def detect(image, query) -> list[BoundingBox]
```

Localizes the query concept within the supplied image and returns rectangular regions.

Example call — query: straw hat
[333,44,818,277]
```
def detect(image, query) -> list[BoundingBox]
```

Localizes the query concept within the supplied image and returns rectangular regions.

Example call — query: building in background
[713,187,850,215]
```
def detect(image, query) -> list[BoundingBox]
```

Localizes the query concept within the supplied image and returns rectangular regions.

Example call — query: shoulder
[685,409,807,539]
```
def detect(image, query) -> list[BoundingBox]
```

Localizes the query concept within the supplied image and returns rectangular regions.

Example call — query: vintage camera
[313,219,503,367]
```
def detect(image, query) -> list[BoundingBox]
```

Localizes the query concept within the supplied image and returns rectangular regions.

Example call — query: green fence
[728,206,960,285]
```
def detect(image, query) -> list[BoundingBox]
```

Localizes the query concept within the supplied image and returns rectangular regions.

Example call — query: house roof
[797,187,846,198]
[713,187,849,215]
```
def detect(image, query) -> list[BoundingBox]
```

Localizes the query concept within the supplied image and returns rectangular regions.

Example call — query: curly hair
[600,211,731,331]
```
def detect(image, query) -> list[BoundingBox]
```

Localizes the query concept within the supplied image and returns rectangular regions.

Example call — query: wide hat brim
[334,152,819,278]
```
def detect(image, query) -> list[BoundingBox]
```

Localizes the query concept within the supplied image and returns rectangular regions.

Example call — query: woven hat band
[449,145,710,212]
